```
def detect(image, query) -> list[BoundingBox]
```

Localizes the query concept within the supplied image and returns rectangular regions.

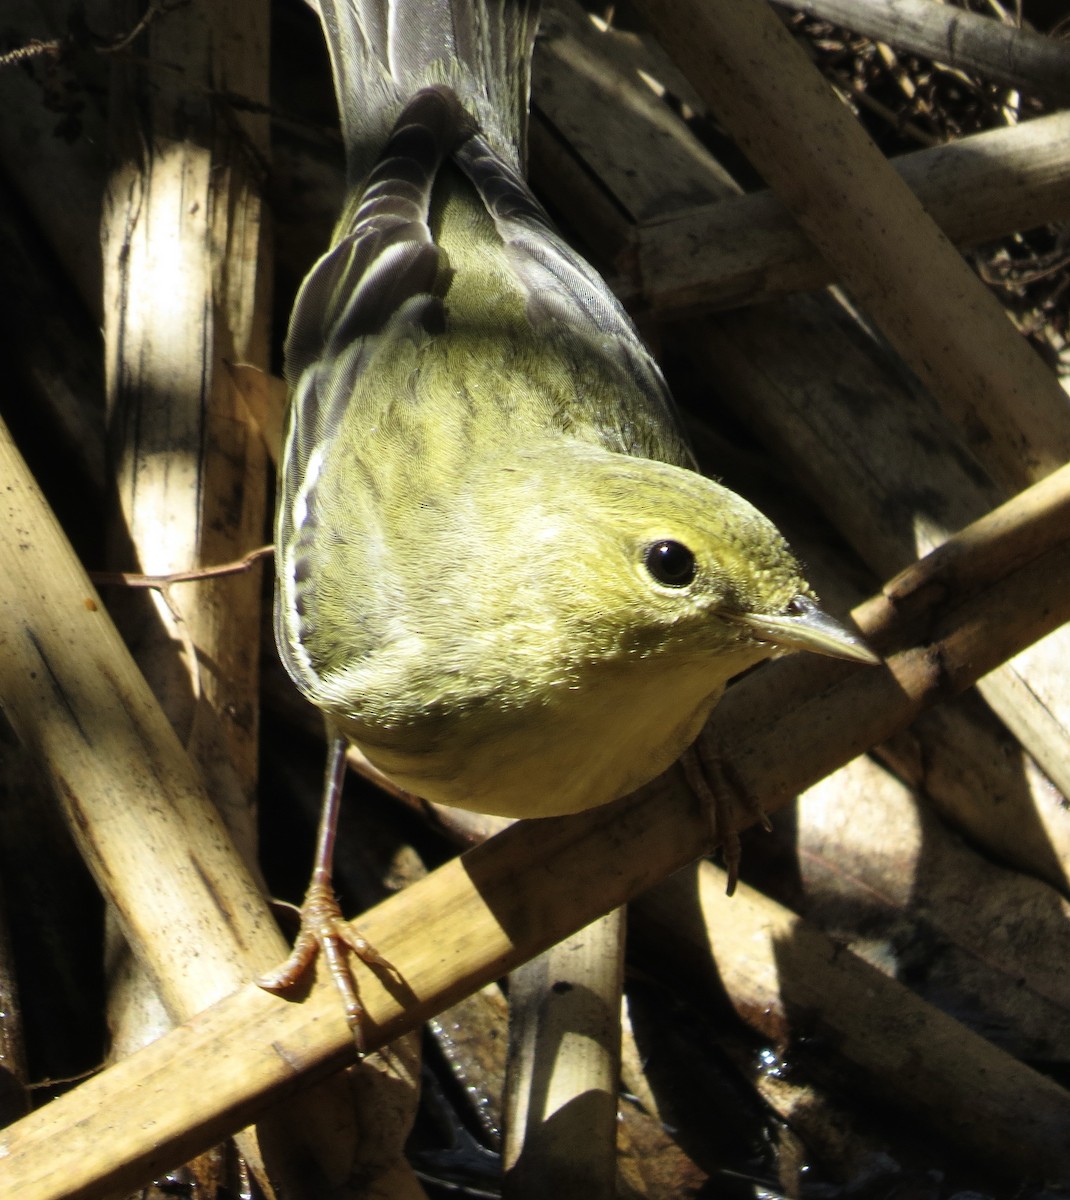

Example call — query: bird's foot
[682,730,771,895]
[257,868,391,1052]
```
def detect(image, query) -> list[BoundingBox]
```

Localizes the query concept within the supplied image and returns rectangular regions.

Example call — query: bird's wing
[454,131,694,465]
[276,88,469,693]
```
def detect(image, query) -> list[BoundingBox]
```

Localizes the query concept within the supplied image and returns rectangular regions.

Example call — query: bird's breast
[333,652,730,819]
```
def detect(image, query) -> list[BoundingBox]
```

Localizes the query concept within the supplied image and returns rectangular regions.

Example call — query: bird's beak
[730,594,880,664]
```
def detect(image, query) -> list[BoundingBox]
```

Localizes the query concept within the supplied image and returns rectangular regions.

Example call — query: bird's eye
[643,540,697,588]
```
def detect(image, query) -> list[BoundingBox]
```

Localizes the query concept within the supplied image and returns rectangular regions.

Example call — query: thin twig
[89,544,273,589]
[0,1,187,72]
[0,39,60,69]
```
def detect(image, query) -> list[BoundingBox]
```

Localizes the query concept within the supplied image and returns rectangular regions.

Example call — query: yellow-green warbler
[261,0,876,1036]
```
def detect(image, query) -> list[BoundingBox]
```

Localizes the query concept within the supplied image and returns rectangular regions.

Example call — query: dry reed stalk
[686,295,1070,869]
[95,1,423,1191]
[0,407,409,1195]
[632,858,1070,1181]
[635,0,1070,493]
[771,0,1070,104]
[503,910,625,1199]
[96,0,271,1107]
[633,110,1070,314]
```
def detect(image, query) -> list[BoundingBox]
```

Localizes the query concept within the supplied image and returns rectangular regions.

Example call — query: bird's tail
[312,0,539,184]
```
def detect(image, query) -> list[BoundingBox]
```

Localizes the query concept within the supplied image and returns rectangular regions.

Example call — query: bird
[259,0,877,1041]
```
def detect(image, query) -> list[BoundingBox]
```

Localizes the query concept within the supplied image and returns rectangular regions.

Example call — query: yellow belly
[341,650,756,819]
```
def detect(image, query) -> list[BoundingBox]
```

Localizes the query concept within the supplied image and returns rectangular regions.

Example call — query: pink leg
[257,733,392,1051]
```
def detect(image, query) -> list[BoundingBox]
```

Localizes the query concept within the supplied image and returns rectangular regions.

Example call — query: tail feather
[313,0,539,183]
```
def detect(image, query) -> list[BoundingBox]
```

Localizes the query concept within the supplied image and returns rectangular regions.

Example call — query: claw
[257,868,391,1053]
[683,731,769,895]
[255,734,395,1052]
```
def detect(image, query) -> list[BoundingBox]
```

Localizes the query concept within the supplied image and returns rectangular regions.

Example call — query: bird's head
[478,444,877,681]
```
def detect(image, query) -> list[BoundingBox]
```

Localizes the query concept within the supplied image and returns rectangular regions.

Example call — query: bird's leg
[682,729,771,896]
[257,733,392,1051]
